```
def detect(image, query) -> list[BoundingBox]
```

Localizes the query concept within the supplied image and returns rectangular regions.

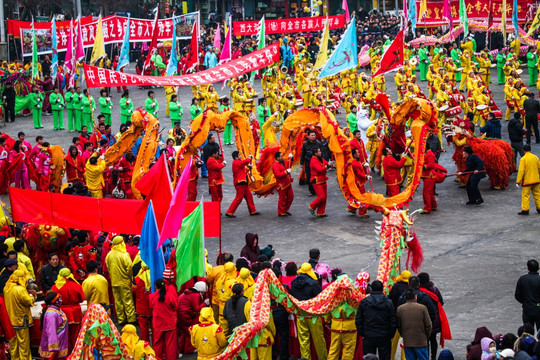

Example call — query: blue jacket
[480,119,502,139]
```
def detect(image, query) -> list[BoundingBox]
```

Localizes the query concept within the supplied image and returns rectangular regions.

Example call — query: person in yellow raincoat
[105,236,136,324]
[82,260,110,305]
[394,68,405,101]
[206,253,232,323]
[236,267,255,300]
[247,300,276,360]
[164,86,176,117]
[215,262,237,327]
[4,269,35,360]
[203,85,220,112]
[121,324,156,360]
[85,155,108,198]
[190,307,228,360]
[516,144,540,214]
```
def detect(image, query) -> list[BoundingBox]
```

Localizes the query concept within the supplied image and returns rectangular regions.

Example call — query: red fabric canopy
[9,187,221,237]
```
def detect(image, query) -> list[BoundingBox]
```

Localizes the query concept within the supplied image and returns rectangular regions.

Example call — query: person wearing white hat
[177,281,209,354]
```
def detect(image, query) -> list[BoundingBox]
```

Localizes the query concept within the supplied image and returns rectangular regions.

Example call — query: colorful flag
[183,19,199,73]
[342,0,350,23]
[65,20,74,73]
[250,16,265,83]
[318,18,357,79]
[143,10,159,71]
[408,0,416,35]
[487,0,493,29]
[174,201,205,287]
[512,0,519,36]
[502,0,507,44]
[213,24,221,52]
[139,201,165,292]
[459,0,468,37]
[166,17,178,76]
[528,6,540,36]
[90,15,106,65]
[314,17,330,69]
[117,17,131,71]
[370,30,404,77]
[31,19,38,80]
[443,0,453,28]
[136,155,173,231]
[419,0,427,21]
[218,18,232,65]
[158,156,192,249]
[75,17,85,62]
[51,17,58,84]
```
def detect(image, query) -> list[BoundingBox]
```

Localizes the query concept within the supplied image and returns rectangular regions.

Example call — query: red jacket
[177,289,205,327]
[232,158,251,185]
[273,160,292,190]
[350,139,368,164]
[51,280,85,324]
[352,159,367,185]
[69,243,97,280]
[135,277,152,317]
[310,156,328,184]
[421,150,436,178]
[65,154,85,182]
[117,157,135,183]
[150,287,178,331]
[207,157,225,186]
[383,155,406,186]
[190,155,201,181]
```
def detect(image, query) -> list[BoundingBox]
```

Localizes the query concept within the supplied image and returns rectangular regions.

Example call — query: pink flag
[65,20,74,73]
[443,0,453,28]
[75,17,85,61]
[143,10,159,70]
[157,156,193,249]
[213,25,221,52]
[342,0,350,23]
[218,24,231,65]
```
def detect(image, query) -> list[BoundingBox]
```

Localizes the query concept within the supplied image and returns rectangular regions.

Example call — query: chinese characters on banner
[233,15,346,36]
[14,12,199,56]
[414,0,531,26]
[83,43,281,88]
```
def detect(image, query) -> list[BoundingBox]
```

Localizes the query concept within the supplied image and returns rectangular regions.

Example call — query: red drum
[326,100,341,111]
[370,101,382,111]
[446,106,462,117]
[452,92,464,103]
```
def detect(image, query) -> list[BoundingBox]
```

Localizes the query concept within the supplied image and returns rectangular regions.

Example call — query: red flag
[487,0,494,29]
[136,155,173,231]
[183,19,199,73]
[143,10,159,71]
[370,30,404,78]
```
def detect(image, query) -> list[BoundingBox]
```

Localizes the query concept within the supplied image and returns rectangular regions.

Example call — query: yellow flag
[314,17,330,69]
[527,7,540,36]
[419,0,428,20]
[502,0,507,45]
[90,16,106,65]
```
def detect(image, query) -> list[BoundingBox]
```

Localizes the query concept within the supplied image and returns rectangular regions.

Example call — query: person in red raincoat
[65,145,85,185]
[309,147,330,217]
[347,148,369,217]
[177,281,208,354]
[382,147,406,197]
[225,151,258,217]
[68,230,97,281]
[272,151,294,216]
[51,268,85,352]
[207,149,226,203]
[150,279,178,360]
[134,263,152,342]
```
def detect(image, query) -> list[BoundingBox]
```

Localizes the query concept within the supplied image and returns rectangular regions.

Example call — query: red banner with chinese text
[233,15,346,36]
[83,43,280,88]
[415,0,532,26]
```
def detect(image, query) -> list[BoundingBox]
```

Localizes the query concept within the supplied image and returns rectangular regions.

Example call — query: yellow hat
[113,236,124,245]
[199,307,215,323]
[224,262,236,273]
[399,270,412,283]
[298,263,317,281]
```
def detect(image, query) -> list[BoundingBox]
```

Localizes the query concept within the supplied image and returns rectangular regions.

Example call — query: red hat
[162,268,175,280]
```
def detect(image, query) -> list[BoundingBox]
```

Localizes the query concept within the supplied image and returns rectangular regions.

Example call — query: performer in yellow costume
[190,307,228,360]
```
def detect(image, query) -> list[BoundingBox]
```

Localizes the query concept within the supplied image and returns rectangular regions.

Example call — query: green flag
[459,0,468,37]
[250,16,265,83]
[32,20,38,80]
[174,202,205,287]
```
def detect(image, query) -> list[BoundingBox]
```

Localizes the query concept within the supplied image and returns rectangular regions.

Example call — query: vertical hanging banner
[83,43,281,88]
[233,15,346,36]
[51,18,58,82]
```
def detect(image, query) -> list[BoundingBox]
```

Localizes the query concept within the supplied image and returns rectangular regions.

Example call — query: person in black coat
[2,82,16,123]
[515,259,540,332]
[458,145,487,205]
[39,253,66,293]
[300,130,322,195]
[523,92,540,144]
[508,112,528,164]
[398,276,438,325]
[356,280,396,360]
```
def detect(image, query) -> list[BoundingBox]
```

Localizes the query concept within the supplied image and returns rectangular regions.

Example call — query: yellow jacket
[504,84,515,101]
[517,152,540,186]
[247,302,276,346]
[85,157,107,191]
[82,273,110,305]
[105,247,133,288]
[207,265,225,306]
[204,90,220,110]
[327,307,357,332]
[5,284,34,327]
[216,263,237,304]
[17,253,35,279]
[191,309,228,360]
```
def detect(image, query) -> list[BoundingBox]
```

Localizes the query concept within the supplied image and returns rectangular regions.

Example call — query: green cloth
[169,101,183,121]
[144,97,159,117]
[49,92,65,111]
[347,112,358,132]
[99,96,112,114]
[175,202,205,288]
[65,91,75,110]
[190,104,202,120]
[82,95,95,114]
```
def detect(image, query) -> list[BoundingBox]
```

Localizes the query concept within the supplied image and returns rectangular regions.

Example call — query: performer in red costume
[347,148,369,217]
[0,138,9,194]
[225,151,259,218]
[51,268,85,353]
[68,230,97,281]
[35,143,53,192]
[65,145,85,185]
[207,149,226,203]
[116,150,136,199]
[309,147,330,217]
[177,281,207,354]
[382,147,406,197]
[272,151,294,217]
[134,263,152,342]
[350,130,369,164]
[187,155,203,201]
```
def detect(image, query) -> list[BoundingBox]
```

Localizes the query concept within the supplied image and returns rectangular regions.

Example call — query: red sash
[418,288,452,348]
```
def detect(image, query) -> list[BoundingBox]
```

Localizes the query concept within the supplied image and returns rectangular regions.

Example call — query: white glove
[100,155,105,160]
[516,183,521,188]
[127,99,131,104]
[109,106,112,110]
[405,130,412,138]
[286,169,291,174]
[118,167,123,171]
[204,298,210,305]
[106,97,111,102]
[248,155,254,159]
[168,157,173,161]
[363,162,369,167]
[288,153,293,159]
[37,104,41,108]
[367,175,372,180]
[128,109,132,113]
[222,160,227,165]
[108,166,113,170]
[151,103,155,108]
[59,105,62,109]
[56,98,60,103]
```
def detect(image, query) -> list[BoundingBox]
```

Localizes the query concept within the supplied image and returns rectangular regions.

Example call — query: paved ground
[3,64,540,358]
